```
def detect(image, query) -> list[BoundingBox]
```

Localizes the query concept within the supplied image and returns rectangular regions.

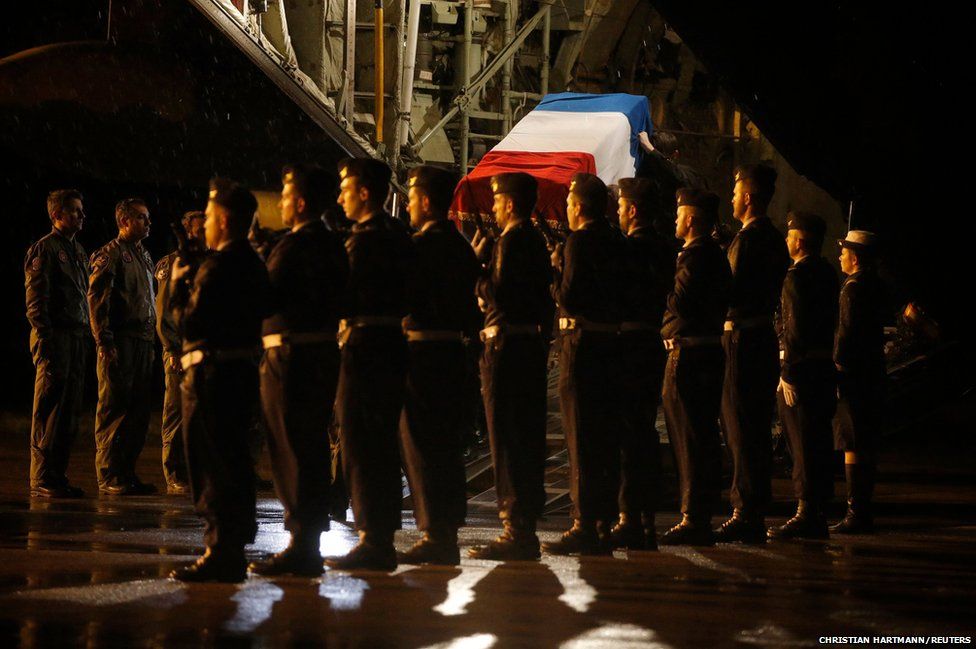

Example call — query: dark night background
[0,1,968,412]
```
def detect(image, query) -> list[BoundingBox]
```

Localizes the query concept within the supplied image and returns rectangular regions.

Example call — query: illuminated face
[675,205,694,241]
[279,176,301,228]
[337,176,366,221]
[55,198,85,236]
[187,217,205,244]
[204,199,223,250]
[839,246,856,275]
[122,204,151,241]
[786,229,803,260]
[567,193,586,231]
[407,186,427,229]
[492,193,511,230]
[617,197,635,234]
[732,179,747,221]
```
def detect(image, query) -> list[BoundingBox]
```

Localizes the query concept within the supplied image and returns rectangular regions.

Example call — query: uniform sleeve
[554,233,587,314]
[726,231,751,318]
[24,243,53,351]
[833,281,856,370]
[780,270,802,382]
[87,249,117,347]
[176,258,218,344]
[666,251,697,321]
[155,257,181,354]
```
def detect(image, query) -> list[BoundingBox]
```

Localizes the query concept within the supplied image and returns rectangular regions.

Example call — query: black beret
[676,187,719,215]
[787,211,826,239]
[338,157,392,187]
[408,165,458,203]
[490,172,537,200]
[569,173,608,213]
[617,177,656,204]
[209,178,257,220]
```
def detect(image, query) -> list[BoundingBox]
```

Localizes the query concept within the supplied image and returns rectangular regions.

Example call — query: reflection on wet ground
[1,406,975,647]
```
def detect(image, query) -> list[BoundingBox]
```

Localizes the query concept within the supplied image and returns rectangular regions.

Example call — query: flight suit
[24,227,91,488]
[155,251,188,487]
[88,237,157,489]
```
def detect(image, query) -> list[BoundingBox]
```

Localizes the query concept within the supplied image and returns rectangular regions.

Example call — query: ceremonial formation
[23,157,887,582]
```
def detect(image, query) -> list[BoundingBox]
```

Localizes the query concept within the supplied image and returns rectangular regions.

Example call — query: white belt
[262,330,338,349]
[663,336,722,350]
[181,347,259,370]
[404,330,465,342]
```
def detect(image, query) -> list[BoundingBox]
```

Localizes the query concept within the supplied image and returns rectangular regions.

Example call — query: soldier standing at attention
[398,165,481,566]
[155,210,205,495]
[832,230,886,534]
[659,189,731,546]
[88,199,158,496]
[169,179,271,582]
[467,173,554,561]
[610,177,676,551]
[325,158,413,571]
[768,213,840,540]
[25,189,90,498]
[715,164,790,544]
[543,173,626,556]
[249,164,349,576]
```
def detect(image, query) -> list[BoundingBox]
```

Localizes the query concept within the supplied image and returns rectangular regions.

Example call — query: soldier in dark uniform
[155,211,205,495]
[715,164,790,543]
[659,188,731,546]
[609,177,676,550]
[467,172,554,561]
[767,213,840,540]
[169,179,271,582]
[88,199,158,496]
[25,189,90,498]
[543,173,626,556]
[832,230,886,534]
[247,164,349,576]
[325,158,413,571]
[398,165,481,566]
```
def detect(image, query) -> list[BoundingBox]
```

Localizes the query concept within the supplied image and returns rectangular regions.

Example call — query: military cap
[408,165,459,206]
[209,178,257,220]
[839,229,878,250]
[490,172,537,199]
[787,211,826,239]
[676,187,719,213]
[338,157,392,187]
[617,177,656,204]
[569,173,608,216]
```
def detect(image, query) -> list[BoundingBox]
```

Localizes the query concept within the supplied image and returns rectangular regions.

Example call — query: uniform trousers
[161,351,188,485]
[778,362,837,504]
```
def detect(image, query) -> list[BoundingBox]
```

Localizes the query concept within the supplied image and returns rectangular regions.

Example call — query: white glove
[778,377,798,407]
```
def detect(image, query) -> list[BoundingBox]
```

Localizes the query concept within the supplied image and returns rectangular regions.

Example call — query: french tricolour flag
[451,92,653,229]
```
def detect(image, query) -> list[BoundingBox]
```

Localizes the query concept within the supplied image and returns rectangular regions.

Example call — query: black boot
[659,514,715,547]
[324,532,397,571]
[171,547,248,583]
[398,528,461,566]
[831,463,875,534]
[608,514,646,551]
[768,501,829,540]
[542,520,611,556]
[249,536,324,576]
[468,519,540,561]
[713,509,767,545]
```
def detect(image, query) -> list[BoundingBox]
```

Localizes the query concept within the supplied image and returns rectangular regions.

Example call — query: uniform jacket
[553,219,627,324]
[779,255,840,383]
[727,216,790,321]
[343,212,414,320]
[24,228,91,351]
[476,218,554,330]
[177,239,271,352]
[263,219,349,336]
[403,219,481,335]
[88,237,156,346]
[155,251,181,356]
[834,269,886,376]
[623,224,676,324]
[661,236,732,340]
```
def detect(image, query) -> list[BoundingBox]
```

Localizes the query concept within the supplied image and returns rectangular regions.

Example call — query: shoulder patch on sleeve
[30,256,42,272]
[91,252,109,271]
[58,250,68,263]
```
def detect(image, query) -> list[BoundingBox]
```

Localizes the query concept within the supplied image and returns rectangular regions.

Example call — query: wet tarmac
[1,399,975,648]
